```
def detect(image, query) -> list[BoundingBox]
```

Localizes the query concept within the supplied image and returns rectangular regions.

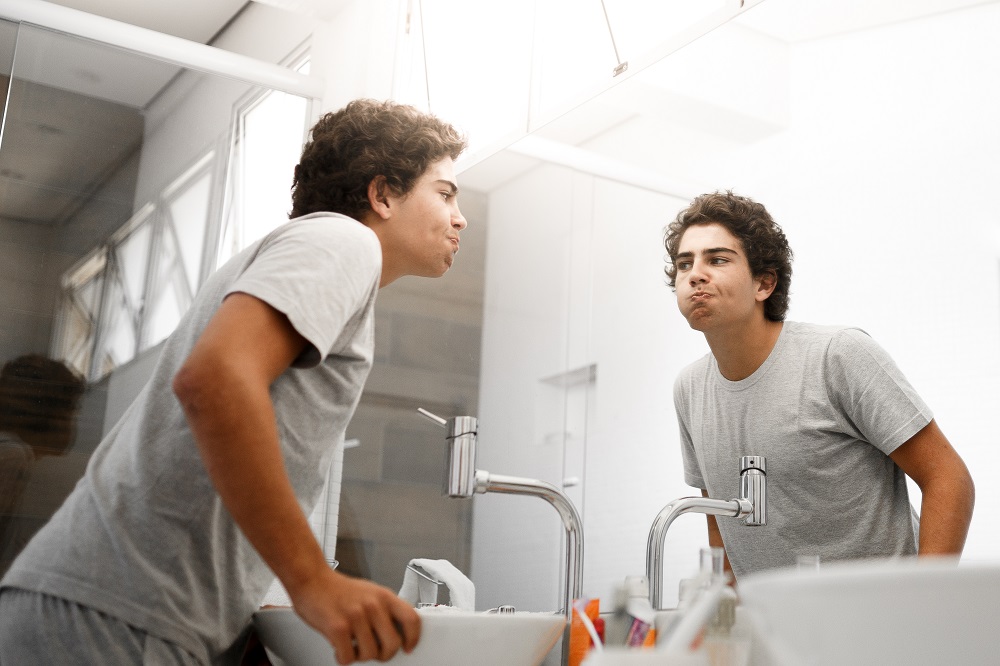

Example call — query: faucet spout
[646,496,749,609]
[475,471,583,666]
[646,456,767,609]
[474,471,584,616]
[418,409,584,666]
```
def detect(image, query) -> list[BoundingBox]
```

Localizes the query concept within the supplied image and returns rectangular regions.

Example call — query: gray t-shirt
[674,321,931,579]
[2,213,380,663]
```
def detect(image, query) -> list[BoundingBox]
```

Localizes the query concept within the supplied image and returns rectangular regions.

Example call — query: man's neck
[705,318,784,381]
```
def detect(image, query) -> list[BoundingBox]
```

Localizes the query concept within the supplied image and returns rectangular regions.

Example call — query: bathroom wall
[472,0,1000,612]
[6,0,997,617]
[474,163,700,611]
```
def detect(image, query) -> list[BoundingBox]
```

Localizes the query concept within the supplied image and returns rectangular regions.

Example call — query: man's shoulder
[281,213,378,245]
[784,321,871,348]
[253,213,381,270]
[784,321,893,372]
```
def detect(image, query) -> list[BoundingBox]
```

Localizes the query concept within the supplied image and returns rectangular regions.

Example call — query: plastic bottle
[699,547,739,666]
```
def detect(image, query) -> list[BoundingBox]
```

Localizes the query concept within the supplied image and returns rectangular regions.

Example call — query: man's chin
[684,311,712,331]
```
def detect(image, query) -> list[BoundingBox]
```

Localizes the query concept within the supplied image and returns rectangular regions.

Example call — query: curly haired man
[665,190,974,582]
[1,99,468,666]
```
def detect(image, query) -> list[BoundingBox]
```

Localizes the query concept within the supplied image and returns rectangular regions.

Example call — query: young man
[0,355,86,574]
[664,190,975,581]
[0,99,468,665]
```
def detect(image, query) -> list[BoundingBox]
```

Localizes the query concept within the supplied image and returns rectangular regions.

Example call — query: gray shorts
[0,588,202,665]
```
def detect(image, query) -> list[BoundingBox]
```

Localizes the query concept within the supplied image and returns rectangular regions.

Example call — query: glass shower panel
[0,18,15,136]
[0,19,305,576]
[95,218,153,374]
[56,252,106,381]
[142,163,214,351]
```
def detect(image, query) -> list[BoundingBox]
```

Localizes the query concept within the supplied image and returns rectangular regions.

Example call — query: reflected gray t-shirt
[674,322,930,579]
[2,213,380,663]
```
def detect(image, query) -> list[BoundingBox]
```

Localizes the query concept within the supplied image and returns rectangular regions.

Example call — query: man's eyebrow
[673,247,739,260]
[435,179,459,194]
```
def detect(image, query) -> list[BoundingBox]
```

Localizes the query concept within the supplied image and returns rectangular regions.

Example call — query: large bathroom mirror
[456,0,1000,613]
[2,0,996,631]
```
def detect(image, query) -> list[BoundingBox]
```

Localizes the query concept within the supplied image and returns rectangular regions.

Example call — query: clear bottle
[701,547,738,666]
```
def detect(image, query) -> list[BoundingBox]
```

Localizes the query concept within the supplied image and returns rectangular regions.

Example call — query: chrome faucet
[646,455,766,609]
[418,408,583,666]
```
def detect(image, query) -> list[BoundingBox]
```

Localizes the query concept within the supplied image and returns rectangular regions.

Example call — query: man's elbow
[172,361,208,413]
[959,465,976,516]
[947,453,976,513]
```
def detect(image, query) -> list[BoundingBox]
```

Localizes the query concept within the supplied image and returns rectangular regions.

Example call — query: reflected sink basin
[738,558,1000,666]
[252,607,565,666]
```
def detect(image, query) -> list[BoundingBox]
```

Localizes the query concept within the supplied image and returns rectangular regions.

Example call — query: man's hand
[291,568,421,665]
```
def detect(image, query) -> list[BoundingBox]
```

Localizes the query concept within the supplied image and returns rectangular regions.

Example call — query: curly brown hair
[663,191,793,322]
[290,99,467,220]
[0,354,86,455]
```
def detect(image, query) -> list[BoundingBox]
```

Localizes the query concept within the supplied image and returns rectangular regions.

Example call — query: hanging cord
[599,0,628,76]
[417,0,433,111]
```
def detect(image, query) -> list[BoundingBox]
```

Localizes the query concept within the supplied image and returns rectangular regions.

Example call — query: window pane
[169,170,212,292]
[239,90,308,244]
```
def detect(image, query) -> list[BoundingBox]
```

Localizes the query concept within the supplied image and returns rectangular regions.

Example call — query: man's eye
[711,257,728,265]
[676,262,691,271]
[441,192,453,200]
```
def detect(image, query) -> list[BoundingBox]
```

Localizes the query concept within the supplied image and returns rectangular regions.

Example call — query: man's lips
[690,291,712,302]
[448,237,460,252]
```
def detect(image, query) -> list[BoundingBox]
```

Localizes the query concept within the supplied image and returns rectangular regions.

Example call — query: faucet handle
[739,455,767,526]
[741,455,766,474]
[417,409,478,439]
[417,408,448,428]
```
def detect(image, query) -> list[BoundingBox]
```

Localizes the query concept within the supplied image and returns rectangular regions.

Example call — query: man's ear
[755,270,778,301]
[367,176,391,220]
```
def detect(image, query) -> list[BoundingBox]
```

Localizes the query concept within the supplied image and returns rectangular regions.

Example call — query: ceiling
[36,0,249,44]
[1,0,994,235]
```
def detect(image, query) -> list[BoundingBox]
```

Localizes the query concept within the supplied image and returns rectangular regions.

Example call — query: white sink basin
[252,607,565,666]
[738,557,1000,666]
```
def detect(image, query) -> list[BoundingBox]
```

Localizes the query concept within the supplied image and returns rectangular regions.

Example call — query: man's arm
[888,419,974,556]
[172,292,419,665]
[701,489,735,583]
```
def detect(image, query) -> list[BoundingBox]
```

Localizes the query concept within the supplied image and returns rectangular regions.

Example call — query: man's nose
[453,207,468,230]
[687,260,708,284]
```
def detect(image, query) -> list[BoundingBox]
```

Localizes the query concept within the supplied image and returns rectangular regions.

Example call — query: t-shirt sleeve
[825,328,933,455]
[674,370,705,489]
[226,218,381,367]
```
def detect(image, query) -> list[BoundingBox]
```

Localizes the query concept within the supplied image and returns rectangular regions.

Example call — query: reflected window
[53,148,219,380]
[94,210,154,377]
[55,253,106,380]
[142,154,216,351]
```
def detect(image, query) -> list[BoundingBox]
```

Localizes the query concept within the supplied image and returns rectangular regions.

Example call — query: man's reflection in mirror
[0,355,86,574]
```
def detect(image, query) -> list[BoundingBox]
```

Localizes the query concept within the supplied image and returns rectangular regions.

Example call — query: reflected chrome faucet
[418,408,583,666]
[646,455,766,609]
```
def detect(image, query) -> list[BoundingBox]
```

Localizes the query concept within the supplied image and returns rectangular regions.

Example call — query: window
[142,154,217,351]
[53,150,219,380]
[52,50,311,381]
[55,252,106,380]
[217,55,312,266]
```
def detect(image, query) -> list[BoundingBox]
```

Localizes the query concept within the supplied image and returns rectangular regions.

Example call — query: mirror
[458,0,1000,612]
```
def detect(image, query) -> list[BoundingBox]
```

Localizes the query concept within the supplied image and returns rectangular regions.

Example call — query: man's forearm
[917,474,975,555]
[181,378,329,596]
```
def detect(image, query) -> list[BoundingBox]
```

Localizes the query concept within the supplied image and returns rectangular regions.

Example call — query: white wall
[766,4,1000,563]
[134,2,316,212]
[476,1,1000,613]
